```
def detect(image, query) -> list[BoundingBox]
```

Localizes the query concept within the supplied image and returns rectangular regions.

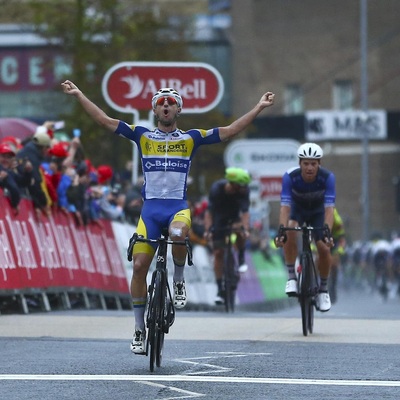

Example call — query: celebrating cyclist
[61,80,275,354]
[204,167,251,304]
[274,143,335,312]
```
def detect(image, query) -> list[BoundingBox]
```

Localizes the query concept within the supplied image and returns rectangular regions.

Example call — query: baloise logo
[145,159,188,170]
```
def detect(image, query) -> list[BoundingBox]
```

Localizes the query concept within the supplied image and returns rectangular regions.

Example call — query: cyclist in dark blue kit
[275,143,335,312]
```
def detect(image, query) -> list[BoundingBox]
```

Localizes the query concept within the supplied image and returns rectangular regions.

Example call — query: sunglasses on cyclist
[155,96,178,106]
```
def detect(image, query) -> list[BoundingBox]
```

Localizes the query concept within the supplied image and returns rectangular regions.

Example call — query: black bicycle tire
[299,283,309,336]
[298,253,311,336]
[307,253,319,334]
[223,245,236,313]
[155,272,166,368]
[147,275,157,372]
[308,297,314,334]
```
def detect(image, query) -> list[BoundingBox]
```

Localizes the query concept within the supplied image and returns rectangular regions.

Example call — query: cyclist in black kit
[204,167,251,304]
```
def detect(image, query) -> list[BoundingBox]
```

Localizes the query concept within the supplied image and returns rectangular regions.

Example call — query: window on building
[54,56,73,81]
[333,80,353,110]
[284,84,303,115]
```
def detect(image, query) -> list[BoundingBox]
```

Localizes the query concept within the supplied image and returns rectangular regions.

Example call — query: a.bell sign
[102,61,224,114]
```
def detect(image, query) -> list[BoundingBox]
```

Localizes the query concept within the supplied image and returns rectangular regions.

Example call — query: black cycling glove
[127,234,135,262]
[275,224,287,244]
[323,224,333,243]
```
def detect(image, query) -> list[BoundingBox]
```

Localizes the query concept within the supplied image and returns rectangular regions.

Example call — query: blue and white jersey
[115,121,221,200]
[280,166,336,210]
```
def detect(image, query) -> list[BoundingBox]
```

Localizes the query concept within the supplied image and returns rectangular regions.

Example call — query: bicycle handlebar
[127,233,194,266]
[210,225,245,234]
[279,225,328,232]
[276,224,332,245]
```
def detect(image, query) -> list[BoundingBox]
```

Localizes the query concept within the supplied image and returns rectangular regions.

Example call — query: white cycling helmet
[151,88,183,109]
[33,127,51,147]
[297,143,323,159]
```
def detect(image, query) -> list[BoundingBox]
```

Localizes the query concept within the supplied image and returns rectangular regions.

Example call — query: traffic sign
[102,61,224,114]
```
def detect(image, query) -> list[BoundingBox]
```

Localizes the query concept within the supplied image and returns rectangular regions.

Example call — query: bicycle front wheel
[147,271,165,371]
[147,277,157,372]
[223,247,237,313]
[298,252,314,336]
[299,291,311,336]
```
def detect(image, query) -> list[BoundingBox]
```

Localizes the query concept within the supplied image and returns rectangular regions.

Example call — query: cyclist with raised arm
[274,143,335,312]
[61,80,275,353]
[204,167,251,304]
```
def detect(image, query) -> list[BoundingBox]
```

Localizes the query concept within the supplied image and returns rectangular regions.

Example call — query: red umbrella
[0,118,39,141]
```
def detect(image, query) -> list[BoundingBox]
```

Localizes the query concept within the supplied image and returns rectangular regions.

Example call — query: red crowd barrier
[0,195,130,298]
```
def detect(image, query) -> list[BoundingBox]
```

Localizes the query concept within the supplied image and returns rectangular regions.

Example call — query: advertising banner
[0,195,129,296]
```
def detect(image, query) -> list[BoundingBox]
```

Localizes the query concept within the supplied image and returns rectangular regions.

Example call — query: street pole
[131,110,155,186]
[360,0,369,243]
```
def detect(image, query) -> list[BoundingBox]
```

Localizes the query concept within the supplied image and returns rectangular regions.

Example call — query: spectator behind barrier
[88,165,125,221]
[17,127,53,219]
[0,143,22,215]
[122,175,144,226]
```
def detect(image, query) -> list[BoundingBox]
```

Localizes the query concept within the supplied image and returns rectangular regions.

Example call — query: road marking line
[0,375,399,387]
[140,381,205,399]
[173,352,273,375]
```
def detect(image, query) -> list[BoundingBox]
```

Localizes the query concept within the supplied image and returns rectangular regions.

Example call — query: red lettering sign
[102,62,224,113]
[0,195,129,295]
[0,49,61,91]
[259,176,283,200]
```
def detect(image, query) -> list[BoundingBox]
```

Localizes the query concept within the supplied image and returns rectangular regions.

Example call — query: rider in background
[368,234,392,298]
[61,79,275,354]
[204,167,251,305]
[390,234,400,297]
[328,208,346,304]
[275,143,335,312]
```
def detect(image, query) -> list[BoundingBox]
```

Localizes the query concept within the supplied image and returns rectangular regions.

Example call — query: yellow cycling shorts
[132,199,191,256]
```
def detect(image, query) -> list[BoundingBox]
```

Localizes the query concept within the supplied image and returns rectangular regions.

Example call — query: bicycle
[371,250,390,301]
[279,224,330,336]
[127,229,193,372]
[213,224,242,313]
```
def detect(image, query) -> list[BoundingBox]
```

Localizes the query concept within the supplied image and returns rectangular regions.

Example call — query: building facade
[230,0,400,240]
[1,1,400,240]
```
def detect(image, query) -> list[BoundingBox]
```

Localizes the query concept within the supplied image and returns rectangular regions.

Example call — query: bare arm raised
[218,91,275,141]
[61,80,119,132]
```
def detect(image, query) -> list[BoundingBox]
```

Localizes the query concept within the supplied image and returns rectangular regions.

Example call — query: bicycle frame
[214,225,242,313]
[128,231,193,371]
[281,224,324,336]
